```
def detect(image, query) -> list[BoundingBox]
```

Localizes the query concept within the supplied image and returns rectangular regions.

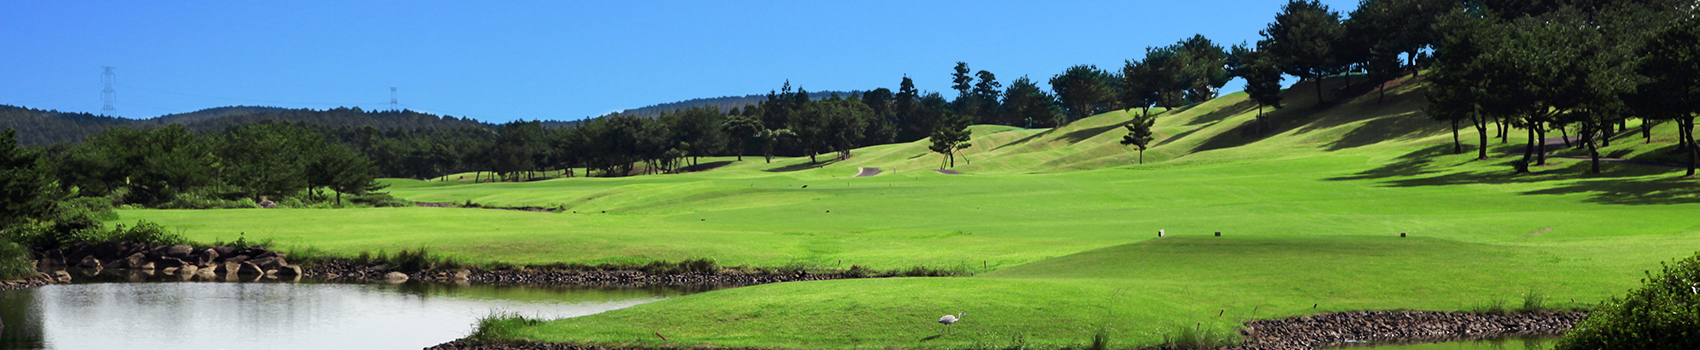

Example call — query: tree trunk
[1314,75,1326,107]
[1451,120,1462,155]
[1535,124,1547,166]
[1499,118,1509,144]
[336,191,343,206]
[1600,121,1612,147]
[1587,125,1601,174]
[1474,115,1489,160]
[1520,126,1536,173]
[1685,117,1697,177]
[1138,149,1144,164]
[1559,126,1571,148]
[1643,119,1653,143]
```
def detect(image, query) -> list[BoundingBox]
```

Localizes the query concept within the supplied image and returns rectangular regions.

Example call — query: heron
[938,312,964,332]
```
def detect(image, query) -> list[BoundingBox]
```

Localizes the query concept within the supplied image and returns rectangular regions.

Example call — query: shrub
[157,191,259,209]
[0,239,35,280]
[1517,289,1548,313]
[102,221,189,246]
[349,193,410,207]
[1556,252,1700,350]
[466,311,543,343]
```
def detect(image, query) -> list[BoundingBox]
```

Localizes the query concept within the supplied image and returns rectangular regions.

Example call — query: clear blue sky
[1,0,1358,123]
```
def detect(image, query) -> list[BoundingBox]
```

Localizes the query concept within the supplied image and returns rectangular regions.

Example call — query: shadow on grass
[1184,98,1257,126]
[1329,148,1699,205]
[678,160,733,173]
[762,158,846,172]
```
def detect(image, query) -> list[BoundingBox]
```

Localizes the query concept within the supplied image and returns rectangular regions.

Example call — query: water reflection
[1,269,716,350]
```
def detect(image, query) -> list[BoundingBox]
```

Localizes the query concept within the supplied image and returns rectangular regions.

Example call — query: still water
[1340,337,1555,350]
[0,271,714,350]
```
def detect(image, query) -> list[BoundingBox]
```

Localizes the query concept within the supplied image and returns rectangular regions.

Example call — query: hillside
[617,90,861,118]
[0,105,497,145]
[111,75,1700,349]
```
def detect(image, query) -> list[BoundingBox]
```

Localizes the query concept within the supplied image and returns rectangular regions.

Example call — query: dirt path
[853,167,881,177]
[933,169,963,175]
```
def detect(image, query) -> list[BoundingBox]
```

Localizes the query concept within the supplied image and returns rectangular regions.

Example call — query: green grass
[109,76,1700,349]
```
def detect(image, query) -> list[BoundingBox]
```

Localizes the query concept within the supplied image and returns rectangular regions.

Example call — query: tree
[1428,9,1497,160]
[929,112,972,168]
[951,62,975,111]
[722,114,764,161]
[1238,44,1286,134]
[1176,34,1232,103]
[1050,65,1116,124]
[972,70,1004,124]
[1262,0,1344,107]
[0,129,56,228]
[1120,114,1156,164]
[219,122,322,199]
[1630,16,1700,176]
[1002,76,1062,128]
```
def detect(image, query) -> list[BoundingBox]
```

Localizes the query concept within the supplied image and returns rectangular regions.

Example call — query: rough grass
[110,76,1700,349]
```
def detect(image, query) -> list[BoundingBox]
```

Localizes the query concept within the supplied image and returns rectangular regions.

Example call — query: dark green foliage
[1161,323,1238,350]
[1556,251,1700,350]
[1261,0,1344,106]
[0,239,33,280]
[1001,76,1062,128]
[1050,65,1117,124]
[102,221,188,246]
[1629,15,1700,176]
[0,129,58,228]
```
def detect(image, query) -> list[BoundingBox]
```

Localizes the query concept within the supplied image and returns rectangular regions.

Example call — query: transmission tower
[390,87,398,111]
[100,67,117,116]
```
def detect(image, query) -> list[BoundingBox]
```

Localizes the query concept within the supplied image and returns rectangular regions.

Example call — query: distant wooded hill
[617,90,860,118]
[0,105,496,145]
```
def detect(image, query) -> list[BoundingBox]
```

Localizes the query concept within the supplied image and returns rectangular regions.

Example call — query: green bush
[349,193,410,207]
[100,221,189,246]
[1556,252,1700,350]
[0,239,35,280]
[467,311,543,343]
[157,191,260,209]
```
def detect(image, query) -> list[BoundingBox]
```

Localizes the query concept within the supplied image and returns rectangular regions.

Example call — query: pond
[0,270,716,350]
[1339,337,1556,350]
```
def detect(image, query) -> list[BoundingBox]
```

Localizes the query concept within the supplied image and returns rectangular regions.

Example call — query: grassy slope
[112,75,1700,349]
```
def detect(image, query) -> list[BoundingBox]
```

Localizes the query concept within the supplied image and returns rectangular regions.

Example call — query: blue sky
[1,0,1358,123]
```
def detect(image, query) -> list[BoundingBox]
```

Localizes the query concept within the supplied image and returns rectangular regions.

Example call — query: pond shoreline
[421,311,1585,350]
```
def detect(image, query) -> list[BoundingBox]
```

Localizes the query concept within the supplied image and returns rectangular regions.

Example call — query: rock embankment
[35,241,306,278]
[0,270,69,291]
[423,311,1587,350]
[1231,310,1586,350]
[302,259,847,287]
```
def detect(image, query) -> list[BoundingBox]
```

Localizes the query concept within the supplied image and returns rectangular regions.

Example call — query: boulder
[153,257,185,269]
[42,249,64,266]
[210,246,235,258]
[216,261,240,274]
[225,255,250,264]
[177,265,199,276]
[92,241,125,261]
[275,265,303,277]
[139,262,155,270]
[383,271,409,283]
[116,253,147,269]
[76,256,102,269]
[237,262,264,275]
[165,245,193,258]
[53,270,71,283]
[249,256,288,270]
[453,269,471,281]
[194,248,220,265]
[161,267,178,275]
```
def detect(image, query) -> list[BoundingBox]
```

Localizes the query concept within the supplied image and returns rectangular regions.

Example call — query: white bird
[939,312,964,332]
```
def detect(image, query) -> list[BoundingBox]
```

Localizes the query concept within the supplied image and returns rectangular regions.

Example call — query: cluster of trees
[49,122,388,207]
[1425,0,1700,175]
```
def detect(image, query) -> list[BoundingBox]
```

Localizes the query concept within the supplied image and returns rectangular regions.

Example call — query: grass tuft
[467,311,543,343]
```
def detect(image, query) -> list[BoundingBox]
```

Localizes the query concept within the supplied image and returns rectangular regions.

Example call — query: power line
[390,87,398,111]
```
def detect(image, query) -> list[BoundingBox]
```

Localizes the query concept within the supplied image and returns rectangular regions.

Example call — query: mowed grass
[113,76,1700,349]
